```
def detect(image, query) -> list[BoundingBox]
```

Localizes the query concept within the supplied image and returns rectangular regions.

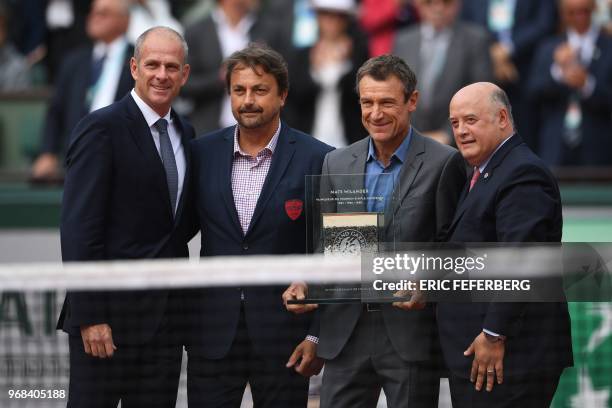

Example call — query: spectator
[359,0,419,57]
[0,3,31,91]
[31,0,133,182]
[528,0,612,166]
[285,0,369,147]
[126,0,183,44]
[460,0,559,150]
[44,0,93,83]
[394,0,493,145]
[182,0,276,134]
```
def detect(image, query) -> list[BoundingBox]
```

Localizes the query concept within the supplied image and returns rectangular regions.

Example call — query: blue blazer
[57,94,196,345]
[186,124,333,359]
[527,31,612,166]
[437,135,573,377]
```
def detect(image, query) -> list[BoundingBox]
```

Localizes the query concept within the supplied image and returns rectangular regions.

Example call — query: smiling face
[130,30,190,117]
[229,64,287,130]
[449,83,512,167]
[358,74,417,150]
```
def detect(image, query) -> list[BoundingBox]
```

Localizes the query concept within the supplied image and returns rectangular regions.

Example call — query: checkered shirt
[231,123,281,235]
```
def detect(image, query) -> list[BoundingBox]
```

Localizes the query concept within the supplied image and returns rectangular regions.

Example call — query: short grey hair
[490,87,514,127]
[134,26,189,62]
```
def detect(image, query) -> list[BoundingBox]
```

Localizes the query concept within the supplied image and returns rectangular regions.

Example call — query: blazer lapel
[447,134,524,234]
[123,95,174,218]
[391,131,425,216]
[344,138,369,213]
[246,125,296,236]
[220,128,243,235]
[172,111,192,223]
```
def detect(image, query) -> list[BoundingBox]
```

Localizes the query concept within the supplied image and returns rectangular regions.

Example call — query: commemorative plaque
[288,173,399,304]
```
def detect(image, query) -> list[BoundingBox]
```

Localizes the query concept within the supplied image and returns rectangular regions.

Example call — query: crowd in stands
[0,0,610,182]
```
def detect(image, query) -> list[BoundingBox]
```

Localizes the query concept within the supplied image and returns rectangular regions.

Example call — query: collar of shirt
[92,36,128,61]
[420,23,452,42]
[233,121,282,158]
[568,25,599,63]
[478,133,514,173]
[212,6,255,38]
[130,88,173,128]
[367,127,413,168]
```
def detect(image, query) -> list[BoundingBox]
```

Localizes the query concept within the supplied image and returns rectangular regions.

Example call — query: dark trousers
[186,306,309,408]
[320,309,440,408]
[448,369,562,408]
[66,313,182,408]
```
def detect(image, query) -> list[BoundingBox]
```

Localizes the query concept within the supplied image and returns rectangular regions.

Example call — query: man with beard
[186,44,333,407]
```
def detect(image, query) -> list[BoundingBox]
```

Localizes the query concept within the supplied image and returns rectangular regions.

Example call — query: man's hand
[80,324,117,358]
[392,289,426,310]
[286,339,324,377]
[490,43,518,83]
[464,332,505,392]
[554,43,576,68]
[563,64,588,89]
[282,282,317,314]
[31,153,61,181]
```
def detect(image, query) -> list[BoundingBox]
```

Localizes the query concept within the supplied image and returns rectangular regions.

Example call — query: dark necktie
[154,119,178,215]
[90,52,106,87]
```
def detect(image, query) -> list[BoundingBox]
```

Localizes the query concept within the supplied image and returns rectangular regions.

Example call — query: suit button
[243,244,249,250]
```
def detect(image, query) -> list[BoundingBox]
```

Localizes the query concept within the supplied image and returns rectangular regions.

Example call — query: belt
[364,303,382,312]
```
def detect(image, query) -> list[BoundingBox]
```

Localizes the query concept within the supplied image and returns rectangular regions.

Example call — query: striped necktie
[154,119,178,215]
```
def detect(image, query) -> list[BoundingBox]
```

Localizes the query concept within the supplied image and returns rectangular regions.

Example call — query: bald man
[58,27,194,408]
[438,83,573,407]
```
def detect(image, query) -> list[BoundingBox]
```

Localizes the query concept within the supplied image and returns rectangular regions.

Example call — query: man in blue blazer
[186,45,333,407]
[58,27,194,408]
[528,0,612,166]
[439,82,573,407]
[32,0,134,182]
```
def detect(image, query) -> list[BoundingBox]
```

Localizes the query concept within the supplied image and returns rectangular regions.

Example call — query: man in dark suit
[31,0,134,182]
[186,44,333,407]
[57,27,194,408]
[528,0,612,166]
[439,82,573,406]
[460,0,559,150]
[393,0,493,145]
[284,55,466,408]
[182,0,276,135]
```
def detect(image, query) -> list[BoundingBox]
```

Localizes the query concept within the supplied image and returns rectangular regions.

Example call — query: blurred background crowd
[0,0,610,184]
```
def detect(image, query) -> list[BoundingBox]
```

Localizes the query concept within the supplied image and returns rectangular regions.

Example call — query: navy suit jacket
[186,124,333,360]
[40,44,134,156]
[437,135,573,378]
[57,94,196,345]
[527,31,612,166]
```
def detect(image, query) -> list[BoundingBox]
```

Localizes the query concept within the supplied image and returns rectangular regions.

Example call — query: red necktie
[469,167,480,192]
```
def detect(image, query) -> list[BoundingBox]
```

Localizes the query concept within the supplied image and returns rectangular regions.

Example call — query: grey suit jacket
[393,22,493,136]
[317,131,466,361]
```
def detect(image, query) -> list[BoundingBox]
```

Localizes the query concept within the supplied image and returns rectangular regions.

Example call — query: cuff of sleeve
[483,328,502,337]
[581,74,596,98]
[551,63,564,83]
[306,335,319,344]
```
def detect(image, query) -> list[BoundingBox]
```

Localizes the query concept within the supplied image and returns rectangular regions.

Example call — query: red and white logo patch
[285,199,303,221]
